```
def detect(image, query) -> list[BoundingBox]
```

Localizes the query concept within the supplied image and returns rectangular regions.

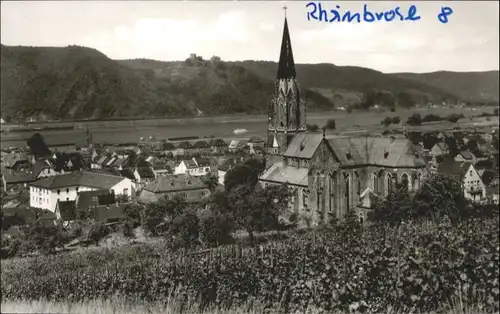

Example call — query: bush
[87,222,111,246]
[447,113,465,123]
[422,114,443,122]
[407,113,422,126]
[306,124,319,132]
[324,119,336,130]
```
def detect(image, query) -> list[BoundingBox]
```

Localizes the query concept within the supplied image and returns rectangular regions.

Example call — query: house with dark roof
[2,153,33,171]
[55,189,117,222]
[437,161,486,203]
[29,172,134,212]
[454,150,477,164]
[2,172,37,194]
[91,203,129,223]
[139,174,210,204]
[32,159,58,179]
[430,142,449,157]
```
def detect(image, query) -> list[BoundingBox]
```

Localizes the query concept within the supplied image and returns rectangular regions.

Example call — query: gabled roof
[437,160,468,178]
[2,153,29,168]
[326,136,426,168]
[3,172,36,184]
[32,159,52,177]
[457,150,475,160]
[260,161,308,187]
[196,158,211,167]
[284,133,323,159]
[143,174,207,193]
[30,172,127,190]
[76,189,115,210]
[92,203,127,222]
[183,160,198,168]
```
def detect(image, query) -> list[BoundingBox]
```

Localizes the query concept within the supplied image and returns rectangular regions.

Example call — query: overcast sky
[1,1,498,73]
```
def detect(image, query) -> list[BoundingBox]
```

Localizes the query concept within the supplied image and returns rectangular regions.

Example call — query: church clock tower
[267,15,306,159]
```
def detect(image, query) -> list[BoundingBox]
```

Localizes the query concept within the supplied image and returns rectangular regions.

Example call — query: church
[259,16,427,225]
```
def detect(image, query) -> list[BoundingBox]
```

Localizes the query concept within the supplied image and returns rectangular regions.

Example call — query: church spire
[277,16,296,80]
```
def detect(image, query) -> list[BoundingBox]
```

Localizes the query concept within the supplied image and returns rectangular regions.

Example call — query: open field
[1,107,496,149]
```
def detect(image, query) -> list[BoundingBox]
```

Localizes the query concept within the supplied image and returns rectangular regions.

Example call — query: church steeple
[266,14,307,160]
[277,18,296,80]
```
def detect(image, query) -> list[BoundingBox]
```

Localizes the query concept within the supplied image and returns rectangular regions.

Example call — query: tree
[24,221,68,254]
[406,113,422,126]
[224,161,261,192]
[167,207,200,250]
[306,124,320,132]
[27,133,51,156]
[87,222,110,246]
[324,119,336,130]
[381,117,393,127]
[391,116,401,124]
[227,183,289,243]
[201,173,219,192]
[142,195,187,236]
[123,203,143,228]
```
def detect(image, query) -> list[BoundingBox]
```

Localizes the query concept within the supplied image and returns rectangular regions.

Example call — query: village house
[2,153,33,172]
[437,161,487,203]
[2,172,37,194]
[174,157,213,177]
[429,142,449,157]
[29,172,134,212]
[454,150,477,164]
[55,189,119,223]
[138,174,210,204]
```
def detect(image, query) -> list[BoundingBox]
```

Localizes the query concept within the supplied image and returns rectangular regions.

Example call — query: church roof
[260,161,308,187]
[327,136,426,168]
[284,133,323,159]
[277,18,296,80]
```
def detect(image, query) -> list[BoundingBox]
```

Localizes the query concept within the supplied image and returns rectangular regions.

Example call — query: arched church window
[386,174,392,196]
[302,189,309,210]
[280,121,284,127]
[401,173,409,191]
[372,172,379,193]
[344,173,350,210]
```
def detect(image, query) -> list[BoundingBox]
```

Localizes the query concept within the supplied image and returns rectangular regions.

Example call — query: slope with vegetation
[393,71,500,103]
[2,44,499,122]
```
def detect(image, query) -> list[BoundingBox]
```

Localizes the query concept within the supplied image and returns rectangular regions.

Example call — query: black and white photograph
[1,1,499,313]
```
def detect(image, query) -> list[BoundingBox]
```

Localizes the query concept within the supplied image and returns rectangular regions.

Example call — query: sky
[1,1,498,73]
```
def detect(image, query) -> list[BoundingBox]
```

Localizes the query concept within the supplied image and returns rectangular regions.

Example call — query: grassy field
[0,296,486,314]
[1,107,496,149]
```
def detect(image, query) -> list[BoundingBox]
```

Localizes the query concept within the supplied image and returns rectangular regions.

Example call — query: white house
[174,158,212,177]
[29,172,135,212]
[462,163,486,202]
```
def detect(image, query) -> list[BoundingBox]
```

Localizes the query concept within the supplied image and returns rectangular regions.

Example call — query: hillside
[0,45,333,122]
[391,71,499,103]
[1,44,498,122]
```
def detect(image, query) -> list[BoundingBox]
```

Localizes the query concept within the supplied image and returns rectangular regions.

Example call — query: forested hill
[1,44,497,122]
[391,71,499,103]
